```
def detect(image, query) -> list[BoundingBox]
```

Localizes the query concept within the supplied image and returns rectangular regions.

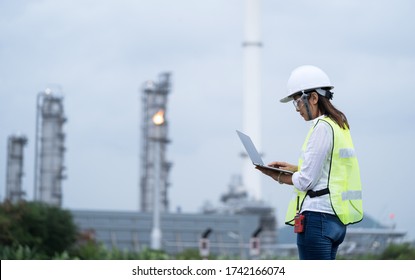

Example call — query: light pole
[151,109,164,250]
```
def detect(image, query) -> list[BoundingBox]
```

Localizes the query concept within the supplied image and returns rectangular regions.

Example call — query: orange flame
[152,110,165,125]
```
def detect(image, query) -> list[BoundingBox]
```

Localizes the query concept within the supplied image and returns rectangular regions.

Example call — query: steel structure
[140,73,172,213]
[5,134,28,204]
[210,174,277,256]
[34,89,67,207]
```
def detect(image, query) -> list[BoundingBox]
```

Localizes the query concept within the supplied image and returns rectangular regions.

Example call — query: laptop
[236,130,294,174]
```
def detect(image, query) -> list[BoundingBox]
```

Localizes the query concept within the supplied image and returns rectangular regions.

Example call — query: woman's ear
[310,92,319,105]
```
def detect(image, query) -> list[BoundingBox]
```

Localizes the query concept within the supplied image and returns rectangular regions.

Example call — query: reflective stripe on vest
[284,116,363,226]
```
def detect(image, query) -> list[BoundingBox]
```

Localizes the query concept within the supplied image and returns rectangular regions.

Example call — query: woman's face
[293,95,308,120]
[293,92,320,121]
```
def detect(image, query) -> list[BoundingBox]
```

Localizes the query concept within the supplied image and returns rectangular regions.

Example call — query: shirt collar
[312,114,326,125]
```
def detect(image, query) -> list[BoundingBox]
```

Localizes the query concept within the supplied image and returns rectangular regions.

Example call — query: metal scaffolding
[34,89,67,207]
[5,134,28,204]
[140,73,172,213]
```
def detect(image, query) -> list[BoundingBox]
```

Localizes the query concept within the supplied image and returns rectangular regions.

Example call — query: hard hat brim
[280,86,334,103]
[280,94,296,103]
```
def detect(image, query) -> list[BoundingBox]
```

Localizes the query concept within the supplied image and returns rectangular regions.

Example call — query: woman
[256,65,363,260]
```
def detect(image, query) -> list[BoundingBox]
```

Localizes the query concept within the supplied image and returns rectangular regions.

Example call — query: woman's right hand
[267,161,298,173]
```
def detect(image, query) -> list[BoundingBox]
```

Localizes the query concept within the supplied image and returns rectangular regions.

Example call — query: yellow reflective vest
[285,116,363,226]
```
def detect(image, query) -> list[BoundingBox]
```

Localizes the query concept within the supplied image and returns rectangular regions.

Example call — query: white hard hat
[280,65,334,103]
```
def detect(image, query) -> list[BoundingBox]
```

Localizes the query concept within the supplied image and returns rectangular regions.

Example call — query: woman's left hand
[255,165,281,181]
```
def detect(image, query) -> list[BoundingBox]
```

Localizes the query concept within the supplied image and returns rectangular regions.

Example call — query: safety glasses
[292,91,313,110]
[292,97,304,110]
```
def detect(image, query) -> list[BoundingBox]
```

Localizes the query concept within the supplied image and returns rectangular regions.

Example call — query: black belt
[307,188,329,198]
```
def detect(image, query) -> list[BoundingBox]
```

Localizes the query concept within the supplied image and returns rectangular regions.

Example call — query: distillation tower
[5,134,28,204]
[34,89,67,207]
[140,73,172,213]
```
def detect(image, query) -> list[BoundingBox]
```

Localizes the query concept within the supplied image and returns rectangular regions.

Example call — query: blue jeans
[297,211,346,260]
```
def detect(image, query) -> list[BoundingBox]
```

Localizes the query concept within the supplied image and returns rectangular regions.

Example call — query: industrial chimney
[242,0,262,201]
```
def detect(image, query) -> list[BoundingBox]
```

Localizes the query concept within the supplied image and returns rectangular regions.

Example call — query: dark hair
[317,94,350,129]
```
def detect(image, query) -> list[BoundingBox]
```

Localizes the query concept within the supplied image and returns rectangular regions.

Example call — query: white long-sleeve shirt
[291,115,335,215]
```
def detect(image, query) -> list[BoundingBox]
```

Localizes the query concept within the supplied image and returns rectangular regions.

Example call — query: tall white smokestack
[242,0,262,201]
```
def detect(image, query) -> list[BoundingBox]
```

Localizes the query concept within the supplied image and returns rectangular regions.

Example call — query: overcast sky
[1,0,414,240]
